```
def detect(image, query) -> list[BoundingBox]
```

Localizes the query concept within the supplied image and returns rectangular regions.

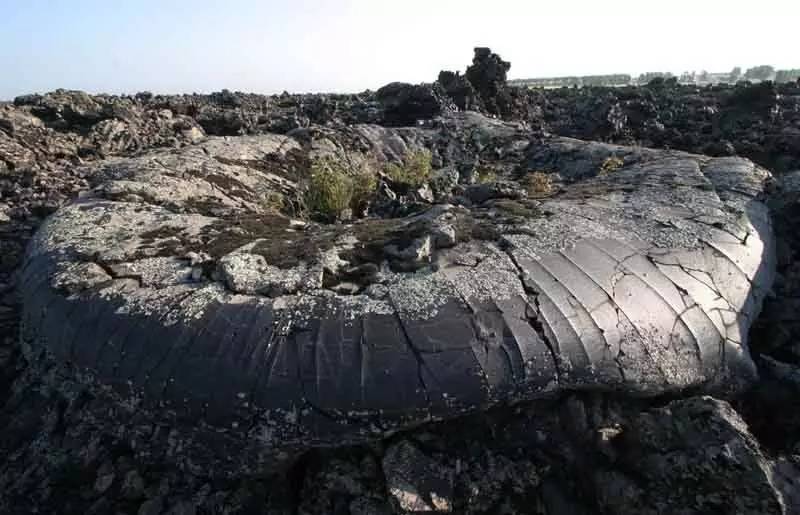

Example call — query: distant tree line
[509,74,632,88]
[775,69,800,83]
[634,72,674,85]
[744,65,775,81]
[511,64,799,89]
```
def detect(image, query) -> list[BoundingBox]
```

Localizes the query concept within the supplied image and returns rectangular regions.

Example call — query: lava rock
[383,440,454,513]
[465,47,512,115]
[437,70,481,112]
[376,82,456,126]
[593,397,785,514]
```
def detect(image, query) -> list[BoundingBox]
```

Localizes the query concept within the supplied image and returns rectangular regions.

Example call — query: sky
[1,0,798,99]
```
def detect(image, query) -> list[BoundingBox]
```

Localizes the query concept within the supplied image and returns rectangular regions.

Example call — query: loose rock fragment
[383,441,454,513]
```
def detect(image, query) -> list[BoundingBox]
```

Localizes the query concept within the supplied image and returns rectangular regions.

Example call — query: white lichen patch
[325,290,394,318]
[28,200,216,263]
[388,270,457,320]
[51,262,112,293]
[107,257,193,287]
[440,243,526,305]
[218,252,323,296]
[95,281,228,325]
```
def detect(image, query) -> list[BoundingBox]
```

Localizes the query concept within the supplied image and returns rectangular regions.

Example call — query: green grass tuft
[383,150,432,188]
[305,158,355,221]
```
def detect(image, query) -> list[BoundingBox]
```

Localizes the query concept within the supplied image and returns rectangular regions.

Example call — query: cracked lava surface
[17,112,776,472]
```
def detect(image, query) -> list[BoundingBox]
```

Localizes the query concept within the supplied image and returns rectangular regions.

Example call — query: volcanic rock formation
[17,110,776,478]
[2,49,800,514]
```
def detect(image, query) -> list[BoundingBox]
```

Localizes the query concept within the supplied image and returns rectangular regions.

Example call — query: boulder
[593,397,785,514]
[465,47,512,115]
[17,112,775,478]
[376,82,455,125]
[383,440,454,513]
[437,70,481,111]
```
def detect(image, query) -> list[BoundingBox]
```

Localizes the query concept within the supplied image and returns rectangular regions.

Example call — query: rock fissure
[502,246,563,381]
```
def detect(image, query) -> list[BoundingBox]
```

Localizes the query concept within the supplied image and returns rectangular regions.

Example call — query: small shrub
[351,170,378,215]
[304,157,379,220]
[599,156,624,175]
[305,158,354,220]
[383,150,432,188]
[261,191,285,213]
[475,166,497,184]
[523,171,553,197]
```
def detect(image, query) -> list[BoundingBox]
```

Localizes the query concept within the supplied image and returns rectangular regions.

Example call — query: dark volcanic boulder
[373,396,788,514]
[465,47,512,115]
[18,112,775,477]
[1,93,206,164]
[23,89,112,128]
[592,397,786,514]
[376,82,455,125]
[440,48,540,121]
[437,70,481,112]
[0,105,82,168]
[535,80,800,174]
[726,81,779,113]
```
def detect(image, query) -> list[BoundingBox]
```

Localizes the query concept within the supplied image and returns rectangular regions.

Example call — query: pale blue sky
[1,0,797,99]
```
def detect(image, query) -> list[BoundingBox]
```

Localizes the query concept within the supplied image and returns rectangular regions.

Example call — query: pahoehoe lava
[17,110,776,473]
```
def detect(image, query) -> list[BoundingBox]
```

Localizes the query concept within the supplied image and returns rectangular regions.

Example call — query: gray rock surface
[592,396,786,514]
[17,112,776,478]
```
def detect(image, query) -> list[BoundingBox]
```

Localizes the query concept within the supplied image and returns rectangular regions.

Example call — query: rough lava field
[1,49,800,514]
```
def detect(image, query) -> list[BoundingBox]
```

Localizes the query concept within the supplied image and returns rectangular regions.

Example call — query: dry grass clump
[474,166,497,184]
[350,170,378,216]
[599,156,624,175]
[261,190,286,214]
[523,171,554,197]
